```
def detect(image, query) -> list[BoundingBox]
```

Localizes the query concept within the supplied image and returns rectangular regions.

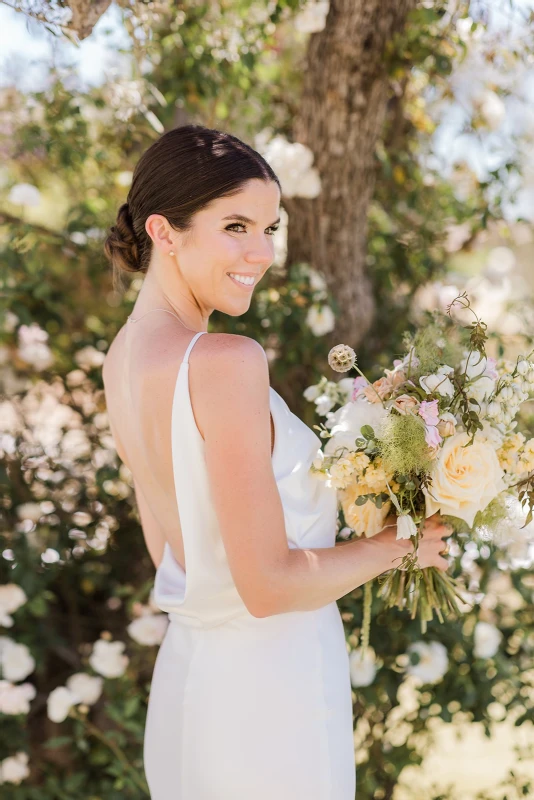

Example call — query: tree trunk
[288,0,417,349]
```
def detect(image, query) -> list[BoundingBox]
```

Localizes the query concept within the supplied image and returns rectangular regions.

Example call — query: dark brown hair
[104,124,281,292]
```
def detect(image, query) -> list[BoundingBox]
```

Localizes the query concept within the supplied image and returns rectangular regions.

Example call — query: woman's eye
[225,223,279,236]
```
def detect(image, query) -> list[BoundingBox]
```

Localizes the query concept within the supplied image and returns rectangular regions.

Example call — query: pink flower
[425,425,442,449]
[418,399,439,427]
[352,376,369,401]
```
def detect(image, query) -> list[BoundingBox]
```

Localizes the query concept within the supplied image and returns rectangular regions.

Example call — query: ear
[145,214,176,253]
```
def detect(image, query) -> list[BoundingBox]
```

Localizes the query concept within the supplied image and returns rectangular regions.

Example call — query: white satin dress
[143,331,356,799]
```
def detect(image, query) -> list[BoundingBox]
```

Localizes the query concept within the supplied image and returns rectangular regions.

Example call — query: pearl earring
[169,250,175,256]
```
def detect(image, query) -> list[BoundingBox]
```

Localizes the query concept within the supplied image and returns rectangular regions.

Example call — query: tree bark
[67,0,112,39]
[288,0,417,349]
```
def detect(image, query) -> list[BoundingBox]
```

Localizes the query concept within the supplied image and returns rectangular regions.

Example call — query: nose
[244,236,274,267]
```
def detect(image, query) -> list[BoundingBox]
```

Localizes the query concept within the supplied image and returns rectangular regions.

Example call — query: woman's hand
[373,512,452,572]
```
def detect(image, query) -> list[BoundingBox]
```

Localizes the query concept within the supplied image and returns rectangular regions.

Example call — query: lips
[227,273,255,291]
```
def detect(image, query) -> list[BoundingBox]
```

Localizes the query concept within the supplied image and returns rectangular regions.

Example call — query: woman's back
[103,317,276,574]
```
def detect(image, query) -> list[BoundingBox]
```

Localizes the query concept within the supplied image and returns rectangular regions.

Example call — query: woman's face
[170,178,281,316]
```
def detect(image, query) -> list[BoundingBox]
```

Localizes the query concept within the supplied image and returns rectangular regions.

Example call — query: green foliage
[376,412,434,477]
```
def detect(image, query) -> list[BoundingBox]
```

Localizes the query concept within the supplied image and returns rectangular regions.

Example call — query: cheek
[217,231,242,252]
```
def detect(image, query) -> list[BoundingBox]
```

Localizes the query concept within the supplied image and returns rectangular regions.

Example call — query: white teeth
[229,273,254,285]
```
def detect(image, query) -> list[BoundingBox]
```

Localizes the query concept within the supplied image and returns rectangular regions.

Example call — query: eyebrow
[222,214,281,226]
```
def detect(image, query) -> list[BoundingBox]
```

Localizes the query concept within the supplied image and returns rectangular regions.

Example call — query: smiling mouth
[227,273,256,290]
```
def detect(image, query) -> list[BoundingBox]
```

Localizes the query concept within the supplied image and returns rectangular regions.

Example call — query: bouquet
[305,292,534,634]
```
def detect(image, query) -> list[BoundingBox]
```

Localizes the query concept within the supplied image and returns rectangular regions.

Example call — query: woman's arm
[196,334,449,619]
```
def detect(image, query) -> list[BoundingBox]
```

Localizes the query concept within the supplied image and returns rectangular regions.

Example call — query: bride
[102,123,449,799]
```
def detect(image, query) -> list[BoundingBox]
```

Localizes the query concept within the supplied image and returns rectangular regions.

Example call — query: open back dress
[143,330,356,799]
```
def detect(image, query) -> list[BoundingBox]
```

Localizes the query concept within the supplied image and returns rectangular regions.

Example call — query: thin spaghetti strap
[182,330,207,364]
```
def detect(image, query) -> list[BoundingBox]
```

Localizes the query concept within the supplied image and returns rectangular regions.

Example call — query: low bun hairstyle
[104,124,281,293]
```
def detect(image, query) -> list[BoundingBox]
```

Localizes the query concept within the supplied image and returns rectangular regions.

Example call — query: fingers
[433,555,449,572]
[424,524,451,540]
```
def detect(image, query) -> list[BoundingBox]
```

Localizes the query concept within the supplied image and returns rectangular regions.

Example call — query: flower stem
[361,580,373,655]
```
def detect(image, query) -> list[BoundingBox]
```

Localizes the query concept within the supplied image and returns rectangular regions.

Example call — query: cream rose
[423,431,506,527]
[392,394,419,415]
[340,479,391,538]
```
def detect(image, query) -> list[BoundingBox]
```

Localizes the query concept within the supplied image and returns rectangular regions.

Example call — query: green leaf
[360,425,375,440]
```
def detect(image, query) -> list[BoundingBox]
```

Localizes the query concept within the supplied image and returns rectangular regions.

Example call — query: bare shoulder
[189,332,271,441]
[194,332,269,382]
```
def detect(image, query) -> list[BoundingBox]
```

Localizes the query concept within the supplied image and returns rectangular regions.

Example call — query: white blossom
[17,323,54,371]
[303,383,323,402]
[65,673,103,705]
[315,392,337,416]
[324,397,389,457]
[47,686,77,723]
[0,637,35,682]
[74,346,106,371]
[473,621,502,659]
[405,641,449,684]
[88,639,129,679]
[0,680,36,715]
[61,428,92,460]
[0,584,27,628]
[460,351,497,403]
[7,183,41,207]
[476,89,506,130]
[257,134,322,199]
[0,751,30,785]
[1,311,19,333]
[349,647,378,687]
[419,372,455,398]
[396,513,417,541]
[127,614,169,646]
[306,305,335,336]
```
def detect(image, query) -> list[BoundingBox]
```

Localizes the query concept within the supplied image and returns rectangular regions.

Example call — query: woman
[102,124,450,799]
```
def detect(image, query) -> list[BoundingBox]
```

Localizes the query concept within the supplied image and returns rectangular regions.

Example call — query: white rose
[47,686,77,723]
[0,638,35,682]
[396,513,417,541]
[419,373,455,397]
[405,641,449,684]
[88,639,129,679]
[349,647,378,687]
[0,681,36,715]
[473,621,502,659]
[423,431,505,527]
[0,751,30,785]
[127,614,168,646]
[324,398,389,457]
[65,673,103,705]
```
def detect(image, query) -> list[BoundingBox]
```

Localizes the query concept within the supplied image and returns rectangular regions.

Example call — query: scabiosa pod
[327,343,356,372]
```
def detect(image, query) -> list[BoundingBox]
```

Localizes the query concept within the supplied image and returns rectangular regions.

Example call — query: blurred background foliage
[1,0,534,797]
